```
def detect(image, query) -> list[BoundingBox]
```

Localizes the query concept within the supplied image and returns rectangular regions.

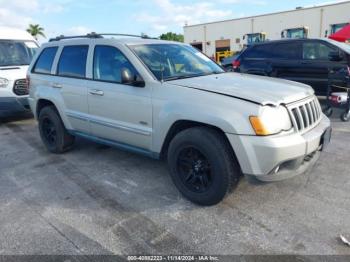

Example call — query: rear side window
[244,45,273,59]
[33,47,58,74]
[57,45,88,78]
[273,42,301,60]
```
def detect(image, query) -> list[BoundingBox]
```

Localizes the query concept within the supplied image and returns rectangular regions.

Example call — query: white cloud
[0,7,34,29]
[135,0,271,34]
[65,26,92,35]
[218,0,267,5]
[303,0,349,7]
[0,0,64,30]
[136,0,233,33]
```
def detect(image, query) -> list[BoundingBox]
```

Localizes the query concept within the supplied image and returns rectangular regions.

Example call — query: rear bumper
[0,96,30,116]
[226,116,331,181]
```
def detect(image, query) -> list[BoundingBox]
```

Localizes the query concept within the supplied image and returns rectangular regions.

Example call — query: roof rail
[99,33,157,39]
[49,32,157,42]
[49,32,102,42]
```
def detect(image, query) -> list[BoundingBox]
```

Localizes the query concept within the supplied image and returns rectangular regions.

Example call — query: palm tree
[26,24,46,40]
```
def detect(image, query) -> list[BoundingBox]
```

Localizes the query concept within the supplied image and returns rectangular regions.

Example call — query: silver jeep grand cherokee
[27,33,331,205]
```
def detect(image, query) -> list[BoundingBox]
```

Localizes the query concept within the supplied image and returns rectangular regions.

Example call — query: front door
[299,40,344,95]
[86,45,152,151]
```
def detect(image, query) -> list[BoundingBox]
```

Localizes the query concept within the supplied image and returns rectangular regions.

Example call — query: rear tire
[38,106,75,154]
[167,127,240,206]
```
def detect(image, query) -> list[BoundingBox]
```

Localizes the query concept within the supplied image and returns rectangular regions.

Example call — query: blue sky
[0,0,347,39]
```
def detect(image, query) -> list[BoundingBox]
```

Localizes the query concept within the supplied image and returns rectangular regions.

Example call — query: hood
[166,72,314,105]
[0,65,28,81]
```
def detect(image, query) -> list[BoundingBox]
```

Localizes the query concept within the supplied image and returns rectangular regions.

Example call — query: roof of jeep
[42,37,183,47]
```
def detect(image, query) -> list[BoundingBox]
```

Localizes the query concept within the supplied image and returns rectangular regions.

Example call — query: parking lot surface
[0,111,350,256]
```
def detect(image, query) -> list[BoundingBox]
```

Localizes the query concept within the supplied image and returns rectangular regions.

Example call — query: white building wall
[184,1,350,57]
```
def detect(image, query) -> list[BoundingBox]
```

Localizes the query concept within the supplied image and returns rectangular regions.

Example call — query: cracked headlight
[249,105,292,136]
[0,78,9,88]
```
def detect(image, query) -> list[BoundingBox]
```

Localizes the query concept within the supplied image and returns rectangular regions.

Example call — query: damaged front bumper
[226,116,331,182]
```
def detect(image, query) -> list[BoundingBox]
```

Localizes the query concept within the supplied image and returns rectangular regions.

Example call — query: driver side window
[93,45,137,83]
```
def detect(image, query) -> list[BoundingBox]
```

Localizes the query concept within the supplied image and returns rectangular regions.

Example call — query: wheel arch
[160,120,239,166]
[36,99,58,118]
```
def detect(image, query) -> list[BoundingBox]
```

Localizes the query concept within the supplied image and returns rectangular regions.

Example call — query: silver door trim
[66,111,151,136]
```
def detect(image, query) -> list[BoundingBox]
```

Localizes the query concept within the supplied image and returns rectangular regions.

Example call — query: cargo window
[33,47,58,74]
[57,45,88,78]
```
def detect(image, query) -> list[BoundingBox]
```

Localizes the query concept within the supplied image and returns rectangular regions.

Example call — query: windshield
[130,44,224,81]
[0,40,38,67]
[325,38,350,54]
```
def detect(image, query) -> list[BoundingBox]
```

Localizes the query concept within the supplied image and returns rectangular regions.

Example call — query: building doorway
[215,39,231,63]
[191,42,203,51]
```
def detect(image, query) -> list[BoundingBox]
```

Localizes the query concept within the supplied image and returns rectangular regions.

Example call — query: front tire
[323,106,333,117]
[38,106,75,154]
[167,127,240,206]
[341,111,350,122]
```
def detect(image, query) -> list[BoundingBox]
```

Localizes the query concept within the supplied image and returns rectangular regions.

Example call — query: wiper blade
[164,75,200,81]
[163,72,218,81]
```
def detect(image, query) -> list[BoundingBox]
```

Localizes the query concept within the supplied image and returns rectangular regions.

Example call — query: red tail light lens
[331,95,340,103]
[232,60,241,70]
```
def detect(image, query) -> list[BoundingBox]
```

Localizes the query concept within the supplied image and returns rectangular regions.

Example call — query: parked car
[28,34,331,205]
[232,38,350,96]
[0,27,39,117]
[221,53,240,71]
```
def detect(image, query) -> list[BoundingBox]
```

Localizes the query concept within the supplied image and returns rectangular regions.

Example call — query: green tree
[159,32,184,42]
[26,24,46,40]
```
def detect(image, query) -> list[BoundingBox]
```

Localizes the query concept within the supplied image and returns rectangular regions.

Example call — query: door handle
[52,83,62,89]
[89,89,104,96]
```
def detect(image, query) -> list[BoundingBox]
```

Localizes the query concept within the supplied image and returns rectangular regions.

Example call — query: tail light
[330,95,340,104]
[232,60,241,70]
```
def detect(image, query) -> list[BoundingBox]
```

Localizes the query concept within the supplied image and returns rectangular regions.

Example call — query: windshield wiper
[164,72,221,82]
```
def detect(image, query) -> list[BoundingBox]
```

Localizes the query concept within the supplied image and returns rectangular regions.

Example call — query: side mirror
[329,50,344,62]
[121,68,145,87]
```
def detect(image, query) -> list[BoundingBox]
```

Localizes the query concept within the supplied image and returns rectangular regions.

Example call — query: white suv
[0,27,38,116]
[28,34,331,205]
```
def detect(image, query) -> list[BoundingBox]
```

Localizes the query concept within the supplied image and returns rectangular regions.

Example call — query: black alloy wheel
[41,117,57,146]
[177,146,212,193]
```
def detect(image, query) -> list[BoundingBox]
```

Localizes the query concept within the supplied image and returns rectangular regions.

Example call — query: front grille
[13,79,28,96]
[287,96,322,133]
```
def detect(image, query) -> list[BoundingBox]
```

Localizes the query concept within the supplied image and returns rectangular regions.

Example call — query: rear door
[51,45,90,133]
[269,41,303,81]
[239,44,273,76]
